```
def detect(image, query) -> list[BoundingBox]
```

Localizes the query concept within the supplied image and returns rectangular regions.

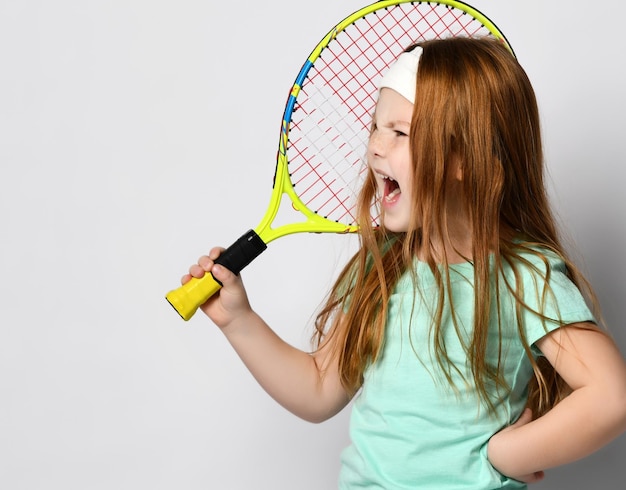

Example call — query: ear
[449,152,463,182]
[454,163,463,182]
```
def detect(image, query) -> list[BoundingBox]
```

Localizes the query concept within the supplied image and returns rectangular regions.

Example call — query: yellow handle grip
[166,229,267,321]
[165,273,222,321]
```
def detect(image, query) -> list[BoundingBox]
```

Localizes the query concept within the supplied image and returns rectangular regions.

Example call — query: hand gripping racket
[166,0,513,321]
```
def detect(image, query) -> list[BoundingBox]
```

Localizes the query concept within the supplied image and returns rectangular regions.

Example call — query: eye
[394,130,408,137]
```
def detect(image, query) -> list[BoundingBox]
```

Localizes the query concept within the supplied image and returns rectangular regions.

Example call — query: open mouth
[378,173,401,204]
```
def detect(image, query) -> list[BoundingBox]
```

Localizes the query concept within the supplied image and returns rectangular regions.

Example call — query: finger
[180,273,192,285]
[197,255,213,272]
[188,263,207,279]
[208,247,225,261]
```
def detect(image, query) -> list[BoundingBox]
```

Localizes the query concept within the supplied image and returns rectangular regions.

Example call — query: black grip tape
[214,229,267,276]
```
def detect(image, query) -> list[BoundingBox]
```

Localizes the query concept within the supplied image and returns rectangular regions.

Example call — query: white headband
[378,46,423,104]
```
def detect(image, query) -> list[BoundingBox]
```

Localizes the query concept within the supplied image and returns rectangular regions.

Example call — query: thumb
[211,263,238,286]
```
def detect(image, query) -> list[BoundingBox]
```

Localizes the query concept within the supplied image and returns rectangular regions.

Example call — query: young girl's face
[368,88,414,232]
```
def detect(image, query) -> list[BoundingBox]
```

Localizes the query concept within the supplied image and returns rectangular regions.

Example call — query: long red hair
[313,37,599,416]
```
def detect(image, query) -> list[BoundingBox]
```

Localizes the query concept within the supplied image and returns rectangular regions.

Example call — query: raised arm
[488,322,626,480]
[184,248,351,423]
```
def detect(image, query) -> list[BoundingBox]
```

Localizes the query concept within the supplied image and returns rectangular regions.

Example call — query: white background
[1,1,624,488]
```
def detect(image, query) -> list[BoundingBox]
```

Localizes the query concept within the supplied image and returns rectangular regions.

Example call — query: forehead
[375,88,413,120]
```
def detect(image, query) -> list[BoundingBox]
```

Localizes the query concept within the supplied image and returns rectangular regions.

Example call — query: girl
[182,37,626,488]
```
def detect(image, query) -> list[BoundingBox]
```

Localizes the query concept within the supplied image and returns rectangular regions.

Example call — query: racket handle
[165,230,267,321]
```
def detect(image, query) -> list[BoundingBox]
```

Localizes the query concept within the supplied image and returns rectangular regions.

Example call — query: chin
[381,221,409,233]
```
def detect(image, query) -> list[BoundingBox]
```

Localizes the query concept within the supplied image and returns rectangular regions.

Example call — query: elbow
[596,353,626,436]
[297,399,349,424]
[299,406,344,424]
[599,376,626,438]
[303,413,333,424]
[612,364,626,421]
[615,381,626,432]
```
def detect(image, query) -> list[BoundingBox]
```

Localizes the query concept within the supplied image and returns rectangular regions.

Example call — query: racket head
[166,0,513,321]
[258,0,512,242]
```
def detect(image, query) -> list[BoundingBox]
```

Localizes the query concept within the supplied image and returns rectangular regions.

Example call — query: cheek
[399,156,413,191]
[365,145,374,165]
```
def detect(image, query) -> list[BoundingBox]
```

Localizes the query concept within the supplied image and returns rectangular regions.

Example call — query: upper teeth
[377,173,395,182]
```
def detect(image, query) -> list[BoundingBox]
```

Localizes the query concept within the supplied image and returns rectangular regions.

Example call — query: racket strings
[286,2,496,227]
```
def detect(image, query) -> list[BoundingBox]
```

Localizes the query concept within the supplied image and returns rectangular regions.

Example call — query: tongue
[384,179,401,203]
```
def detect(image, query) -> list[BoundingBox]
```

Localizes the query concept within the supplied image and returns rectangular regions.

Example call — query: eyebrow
[388,120,411,128]
[370,113,410,128]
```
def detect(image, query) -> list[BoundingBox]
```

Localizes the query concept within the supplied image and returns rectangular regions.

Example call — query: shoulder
[503,242,568,282]
[499,241,578,305]
[502,242,594,329]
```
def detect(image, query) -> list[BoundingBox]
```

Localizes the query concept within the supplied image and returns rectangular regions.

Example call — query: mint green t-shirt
[338,250,594,489]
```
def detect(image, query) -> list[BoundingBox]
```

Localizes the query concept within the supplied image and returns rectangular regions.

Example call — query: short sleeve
[517,252,595,348]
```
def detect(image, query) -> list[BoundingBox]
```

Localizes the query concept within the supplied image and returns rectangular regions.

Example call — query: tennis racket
[166,0,513,321]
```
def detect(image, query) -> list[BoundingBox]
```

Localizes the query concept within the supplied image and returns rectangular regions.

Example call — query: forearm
[489,385,626,476]
[220,309,349,423]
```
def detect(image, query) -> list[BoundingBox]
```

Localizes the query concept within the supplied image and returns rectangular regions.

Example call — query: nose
[368,130,388,158]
